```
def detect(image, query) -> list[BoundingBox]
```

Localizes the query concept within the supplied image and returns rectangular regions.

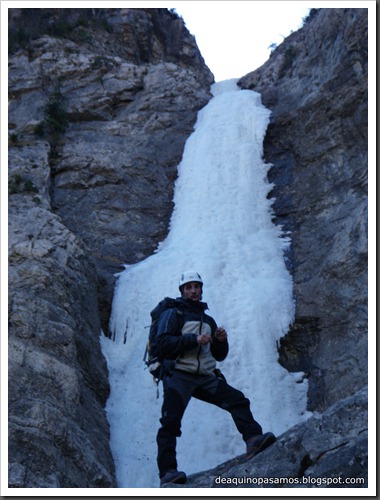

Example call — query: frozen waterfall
[101,79,311,488]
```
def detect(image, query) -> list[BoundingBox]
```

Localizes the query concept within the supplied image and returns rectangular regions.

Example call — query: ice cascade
[101,79,311,488]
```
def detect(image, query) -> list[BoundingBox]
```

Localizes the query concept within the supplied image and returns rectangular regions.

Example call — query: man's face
[183,281,202,301]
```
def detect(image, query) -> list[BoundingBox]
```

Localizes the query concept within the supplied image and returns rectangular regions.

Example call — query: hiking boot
[246,432,276,459]
[160,469,187,486]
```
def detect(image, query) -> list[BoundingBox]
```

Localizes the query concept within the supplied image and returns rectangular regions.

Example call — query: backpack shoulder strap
[173,306,184,333]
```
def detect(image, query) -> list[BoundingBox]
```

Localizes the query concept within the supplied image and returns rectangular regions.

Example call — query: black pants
[156,369,263,477]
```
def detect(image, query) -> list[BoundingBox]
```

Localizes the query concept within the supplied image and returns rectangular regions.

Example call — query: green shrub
[32,195,42,205]
[9,9,114,55]
[279,47,298,78]
[9,133,19,144]
[34,88,68,139]
[9,174,39,195]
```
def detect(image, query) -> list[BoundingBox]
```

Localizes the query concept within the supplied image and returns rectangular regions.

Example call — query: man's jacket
[155,297,228,376]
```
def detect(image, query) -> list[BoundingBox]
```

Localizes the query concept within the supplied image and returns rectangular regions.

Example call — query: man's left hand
[215,327,227,342]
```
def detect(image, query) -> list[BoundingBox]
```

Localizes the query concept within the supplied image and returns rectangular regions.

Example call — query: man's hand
[196,333,211,345]
[215,327,227,342]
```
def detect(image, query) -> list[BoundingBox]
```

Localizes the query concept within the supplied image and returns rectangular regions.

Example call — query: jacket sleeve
[210,318,229,361]
[156,308,198,360]
[211,338,229,361]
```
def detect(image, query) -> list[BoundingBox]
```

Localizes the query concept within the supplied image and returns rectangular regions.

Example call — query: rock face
[8,7,368,489]
[8,8,213,488]
[9,8,213,334]
[8,186,115,487]
[239,8,368,413]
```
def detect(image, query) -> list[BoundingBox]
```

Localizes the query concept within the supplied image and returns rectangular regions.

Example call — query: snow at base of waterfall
[101,79,312,488]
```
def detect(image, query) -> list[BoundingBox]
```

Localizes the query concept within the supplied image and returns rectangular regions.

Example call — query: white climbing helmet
[178,270,203,288]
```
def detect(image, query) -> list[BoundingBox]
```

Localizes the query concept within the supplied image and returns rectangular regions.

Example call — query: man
[155,270,276,486]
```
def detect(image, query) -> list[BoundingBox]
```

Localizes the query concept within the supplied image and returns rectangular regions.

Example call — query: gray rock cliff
[8,8,213,488]
[238,7,367,414]
[8,7,368,489]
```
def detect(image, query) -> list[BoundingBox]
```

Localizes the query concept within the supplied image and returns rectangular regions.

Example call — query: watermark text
[214,475,366,487]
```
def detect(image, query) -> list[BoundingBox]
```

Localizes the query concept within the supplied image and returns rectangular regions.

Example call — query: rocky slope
[8,7,368,489]
[164,387,367,489]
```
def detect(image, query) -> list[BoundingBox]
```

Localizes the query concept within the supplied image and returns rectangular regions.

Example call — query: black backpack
[143,297,184,385]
